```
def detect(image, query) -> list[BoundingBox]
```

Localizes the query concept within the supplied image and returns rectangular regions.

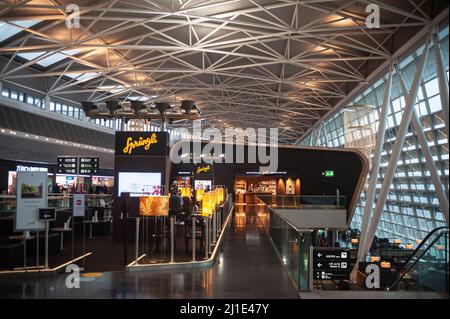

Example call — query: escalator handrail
[387,227,449,291]
[401,226,448,267]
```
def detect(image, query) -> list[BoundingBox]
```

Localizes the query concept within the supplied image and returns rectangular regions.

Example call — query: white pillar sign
[73,193,85,217]
[15,171,47,231]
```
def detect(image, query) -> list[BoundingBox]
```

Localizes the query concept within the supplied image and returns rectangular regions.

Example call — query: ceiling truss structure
[0,0,443,144]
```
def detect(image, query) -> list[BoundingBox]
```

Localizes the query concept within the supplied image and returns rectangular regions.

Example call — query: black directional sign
[314,270,350,280]
[57,157,78,174]
[314,260,349,270]
[314,250,349,260]
[78,157,99,175]
[313,248,351,280]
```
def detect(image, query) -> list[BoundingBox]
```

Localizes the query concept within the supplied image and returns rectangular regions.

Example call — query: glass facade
[298,27,449,244]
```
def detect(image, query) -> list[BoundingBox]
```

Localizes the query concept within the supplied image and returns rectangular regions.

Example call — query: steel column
[397,66,449,223]
[361,34,431,257]
[357,64,394,264]
[432,31,449,145]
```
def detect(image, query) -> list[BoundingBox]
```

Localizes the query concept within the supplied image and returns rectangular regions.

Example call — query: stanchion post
[192,216,196,261]
[23,232,27,270]
[170,217,175,263]
[205,216,209,259]
[135,217,140,263]
[36,230,39,268]
[45,221,49,269]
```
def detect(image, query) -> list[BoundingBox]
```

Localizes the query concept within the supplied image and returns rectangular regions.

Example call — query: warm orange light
[370,256,380,263]
[394,239,401,245]
[139,196,169,216]
[180,187,191,197]
[216,187,225,204]
[351,238,359,244]
[415,239,422,244]
[380,261,391,269]
[196,189,204,202]
[405,244,414,250]
[202,192,215,217]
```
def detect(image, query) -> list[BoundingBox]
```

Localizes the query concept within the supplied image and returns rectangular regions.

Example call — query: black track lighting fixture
[80,101,98,115]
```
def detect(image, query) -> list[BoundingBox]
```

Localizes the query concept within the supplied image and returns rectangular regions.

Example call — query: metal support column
[322,123,329,147]
[315,124,322,146]
[432,31,449,145]
[361,34,431,258]
[357,64,394,264]
[397,66,449,223]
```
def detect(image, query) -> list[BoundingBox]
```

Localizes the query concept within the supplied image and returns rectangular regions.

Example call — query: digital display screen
[194,180,212,190]
[118,172,161,197]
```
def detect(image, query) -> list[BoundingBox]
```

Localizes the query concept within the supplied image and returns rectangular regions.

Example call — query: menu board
[79,157,99,175]
[57,157,77,174]
[139,196,169,216]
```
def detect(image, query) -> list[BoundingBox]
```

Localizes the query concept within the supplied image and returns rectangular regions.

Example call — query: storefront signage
[193,163,213,176]
[195,165,211,174]
[73,193,85,217]
[78,157,99,175]
[313,248,350,280]
[115,132,168,156]
[177,171,192,175]
[245,171,287,175]
[16,165,48,172]
[57,157,78,174]
[15,171,47,231]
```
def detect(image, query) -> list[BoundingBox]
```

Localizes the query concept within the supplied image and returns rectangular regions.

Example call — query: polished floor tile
[0,208,299,299]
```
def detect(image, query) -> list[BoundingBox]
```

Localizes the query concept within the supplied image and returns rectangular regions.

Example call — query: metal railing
[256,195,346,210]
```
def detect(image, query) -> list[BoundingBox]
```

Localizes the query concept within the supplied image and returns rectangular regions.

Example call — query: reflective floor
[0,205,299,299]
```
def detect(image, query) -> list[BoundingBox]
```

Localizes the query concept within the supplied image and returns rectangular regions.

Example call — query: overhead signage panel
[78,157,99,175]
[57,157,77,174]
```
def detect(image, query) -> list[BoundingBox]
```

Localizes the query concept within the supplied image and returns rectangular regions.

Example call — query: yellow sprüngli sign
[122,133,158,155]
[195,165,211,174]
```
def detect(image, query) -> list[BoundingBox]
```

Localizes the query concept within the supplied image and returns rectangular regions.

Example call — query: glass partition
[267,201,313,291]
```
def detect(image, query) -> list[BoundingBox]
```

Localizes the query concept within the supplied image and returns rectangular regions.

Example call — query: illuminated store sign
[245,171,287,175]
[16,165,48,172]
[195,165,211,174]
[115,132,168,156]
[122,134,158,155]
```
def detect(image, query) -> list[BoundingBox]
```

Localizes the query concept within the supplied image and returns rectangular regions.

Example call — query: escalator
[387,226,449,293]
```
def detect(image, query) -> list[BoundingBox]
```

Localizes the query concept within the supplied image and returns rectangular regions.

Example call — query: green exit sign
[323,170,334,177]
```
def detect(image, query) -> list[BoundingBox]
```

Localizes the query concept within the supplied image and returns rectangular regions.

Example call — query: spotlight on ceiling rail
[105,100,122,114]
[81,101,98,114]
[129,100,146,114]
[180,100,196,116]
[154,102,171,119]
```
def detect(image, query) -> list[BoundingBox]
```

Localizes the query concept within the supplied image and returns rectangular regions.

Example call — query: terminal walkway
[0,206,299,299]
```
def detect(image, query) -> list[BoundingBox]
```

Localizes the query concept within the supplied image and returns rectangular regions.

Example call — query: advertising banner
[15,171,47,231]
[73,193,86,217]
[139,196,169,216]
